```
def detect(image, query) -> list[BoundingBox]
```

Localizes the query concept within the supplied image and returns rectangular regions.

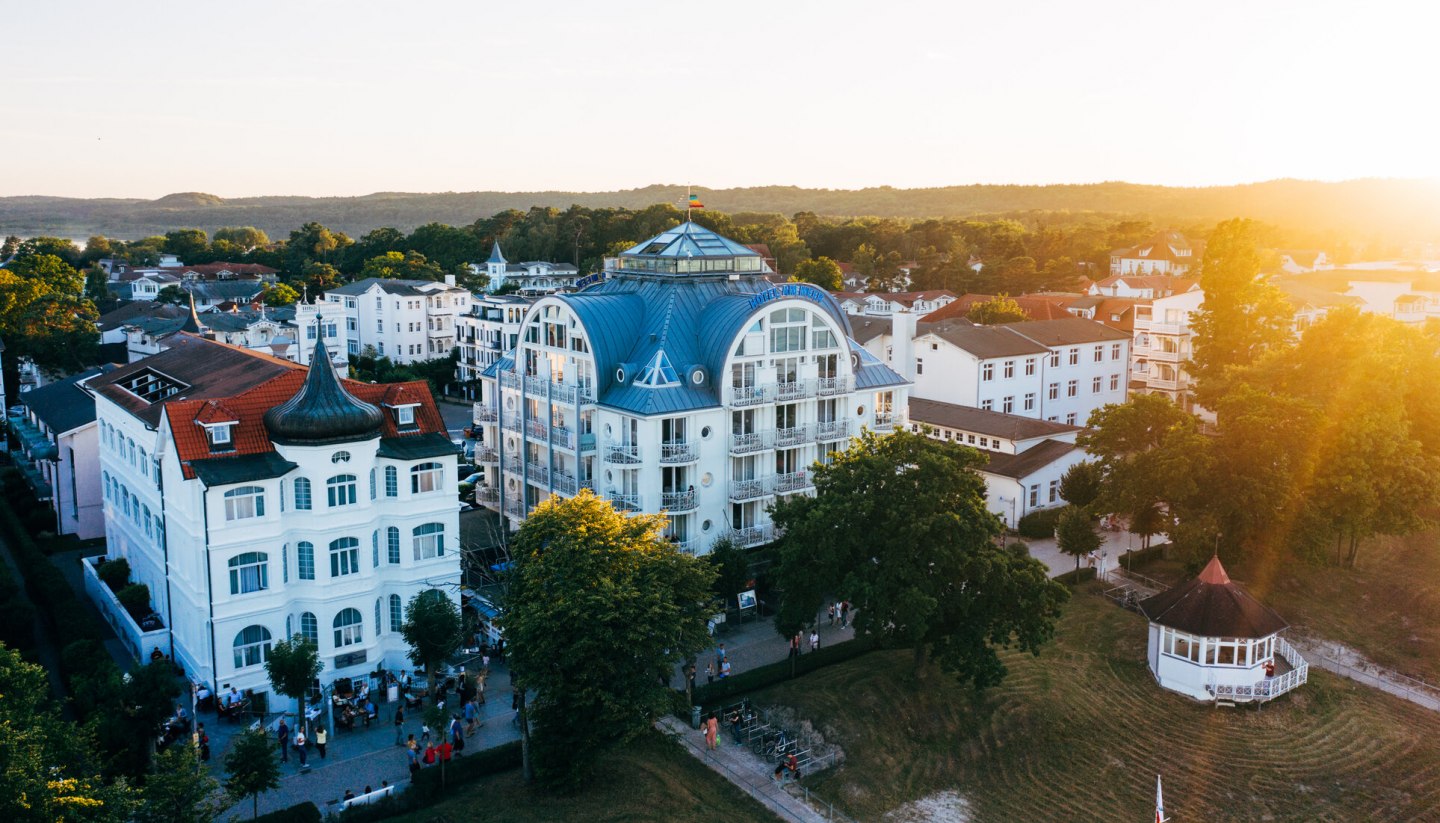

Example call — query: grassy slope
[388,731,778,823]
[751,583,1440,822]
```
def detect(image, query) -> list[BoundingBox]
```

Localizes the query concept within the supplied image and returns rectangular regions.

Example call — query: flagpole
[686,184,692,223]
[1155,774,1167,823]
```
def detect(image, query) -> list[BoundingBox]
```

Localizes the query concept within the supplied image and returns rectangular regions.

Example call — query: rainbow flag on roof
[688,193,704,209]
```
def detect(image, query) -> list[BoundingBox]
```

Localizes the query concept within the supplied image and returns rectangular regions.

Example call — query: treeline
[3,178,1438,247]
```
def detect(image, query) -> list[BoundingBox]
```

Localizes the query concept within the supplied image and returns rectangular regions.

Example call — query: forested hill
[3,179,1438,241]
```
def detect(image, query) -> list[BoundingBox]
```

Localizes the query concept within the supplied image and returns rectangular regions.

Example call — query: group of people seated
[217,686,251,722]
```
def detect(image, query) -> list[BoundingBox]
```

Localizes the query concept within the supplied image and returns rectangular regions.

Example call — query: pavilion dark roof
[1139,556,1288,639]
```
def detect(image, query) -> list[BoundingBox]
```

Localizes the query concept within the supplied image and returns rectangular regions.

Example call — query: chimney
[444,274,456,287]
[890,308,917,382]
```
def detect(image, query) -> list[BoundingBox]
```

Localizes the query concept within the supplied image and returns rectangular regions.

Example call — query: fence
[1293,637,1440,712]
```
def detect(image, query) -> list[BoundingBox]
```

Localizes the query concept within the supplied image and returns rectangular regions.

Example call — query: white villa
[305,277,473,364]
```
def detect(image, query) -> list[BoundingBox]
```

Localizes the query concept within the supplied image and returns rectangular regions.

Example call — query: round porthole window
[605,470,613,483]
[700,472,713,488]
[857,406,866,417]
[505,396,515,410]
[615,367,627,383]
[701,426,713,440]
[702,519,712,532]
[507,478,517,490]
[604,423,613,437]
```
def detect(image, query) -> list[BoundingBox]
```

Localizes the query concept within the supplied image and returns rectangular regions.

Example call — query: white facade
[8,370,109,539]
[91,336,461,700]
[456,295,532,396]
[309,277,472,365]
[475,243,582,295]
[1130,289,1204,410]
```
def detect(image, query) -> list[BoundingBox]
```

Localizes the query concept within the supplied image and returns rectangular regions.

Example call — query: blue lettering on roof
[748,283,828,310]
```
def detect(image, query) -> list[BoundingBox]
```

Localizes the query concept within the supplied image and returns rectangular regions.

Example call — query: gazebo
[1139,555,1308,703]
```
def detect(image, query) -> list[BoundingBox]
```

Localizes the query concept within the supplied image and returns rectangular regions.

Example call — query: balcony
[473,405,498,423]
[729,431,772,455]
[1139,321,1185,336]
[502,453,522,473]
[817,376,851,396]
[606,490,642,511]
[774,470,812,494]
[482,338,503,351]
[873,412,897,430]
[521,376,593,404]
[731,385,767,407]
[729,478,771,502]
[604,441,641,464]
[526,463,549,486]
[728,524,774,548]
[817,420,849,441]
[776,380,815,401]
[524,419,549,440]
[550,426,576,450]
[661,489,697,511]
[775,424,811,448]
[660,442,697,464]
[552,471,578,496]
[503,498,525,519]
[500,416,520,432]
[671,539,701,555]
[475,486,499,504]
[475,447,498,464]
[500,372,523,390]
[1148,348,1185,363]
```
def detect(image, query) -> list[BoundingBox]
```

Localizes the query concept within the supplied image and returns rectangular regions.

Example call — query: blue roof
[486,242,506,265]
[619,221,760,259]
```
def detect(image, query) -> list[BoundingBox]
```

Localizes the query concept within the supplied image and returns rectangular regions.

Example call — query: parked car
[461,472,484,486]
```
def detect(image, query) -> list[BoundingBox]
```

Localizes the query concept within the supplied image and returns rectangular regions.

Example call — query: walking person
[293,729,308,768]
[704,713,719,750]
[394,705,405,746]
[810,629,820,651]
[195,723,210,762]
[276,719,290,763]
[719,659,731,678]
[840,600,850,628]
[728,709,743,745]
[705,661,714,684]
[315,726,327,759]
[828,603,836,626]
[449,714,465,755]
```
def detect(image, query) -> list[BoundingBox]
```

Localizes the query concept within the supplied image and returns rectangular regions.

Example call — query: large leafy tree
[770,430,1068,686]
[792,256,843,290]
[1056,507,1102,573]
[212,226,270,253]
[0,645,134,822]
[264,635,322,734]
[0,253,99,374]
[222,729,279,820]
[401,590,464,700]
[359,250,446,282]
[1189,219,1295,405]
[503,490,715,789]
[14,236,81,267]
[967,294,1029,325]
[162,229,210,263]
[136,745,221,823]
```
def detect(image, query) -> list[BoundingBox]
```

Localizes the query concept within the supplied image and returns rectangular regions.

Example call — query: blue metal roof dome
[263,321,384,445]
[613,222,768,277]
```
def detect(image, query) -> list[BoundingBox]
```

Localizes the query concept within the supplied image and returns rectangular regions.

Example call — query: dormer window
[201,422,235,450]
[392,404,418,427]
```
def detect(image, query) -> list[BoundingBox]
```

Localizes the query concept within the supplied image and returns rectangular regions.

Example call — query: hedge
[689,635,880,708]
[1054,566,1097,586]
[252,802,322,823]
[96,557,130,591]
[1121,542,1168,568]
[1016,506,1069,539]
[337,741,524,822]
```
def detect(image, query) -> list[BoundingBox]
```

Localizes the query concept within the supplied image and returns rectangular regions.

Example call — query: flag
[688,193,704,209]
[1155,774,1167,823]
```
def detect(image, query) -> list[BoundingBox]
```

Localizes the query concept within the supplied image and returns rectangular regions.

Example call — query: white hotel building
[91,332,461,699]
[470,222,910,551]
[297,276,473,364]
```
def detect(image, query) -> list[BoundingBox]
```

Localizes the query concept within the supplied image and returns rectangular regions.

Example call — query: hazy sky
[4,0,1435,198]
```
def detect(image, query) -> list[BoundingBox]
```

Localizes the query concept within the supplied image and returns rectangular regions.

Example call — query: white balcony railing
[661,489,697,511]
[604,441,641,464]
[606,490,641,511]
[729,478,770,501]
[500,416,520,432]
[473,404,498,423]
[660,442,698,463]
[474,486,499,504]
[525,420,549,440]
[475,447,498,464]
[502,454,523,473]
[729,431,771,455]
[775,424,811,448]
[774,470,812,494]
[550,426,576,450]
[731,385,767,407]
[816,420,849,441]
[728,524,773,548]
[526,462,549,486]
[552,471,578,496]
[873,412,897,430]
[500,372,523,390]
[817,376,851,396]
[503,498,525,518]
[776,380,815,401]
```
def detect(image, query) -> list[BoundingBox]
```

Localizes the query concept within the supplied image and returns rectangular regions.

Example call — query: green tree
[707,537,750,610]
[264,635,322,735]
[770,430,1068,685]
[212,226,270,252]
[285,222,351,274]
[402,590,464,700]
[1,235,19,259]
[792,256,843,290]
[1058,461,1103,514]
[299,261,341,295]
[156,285,188,305]
[15,236,81,267]
[1056,506,1102,573]
[262,283,300,307]
[136,745,221,823]
[222,728,279,820]
[1189,219,1295,405]
[967,294,1029,325]
[359,250,446,282]
[7,252,85,294]
[163,229,209,262]
[503,490,715,789]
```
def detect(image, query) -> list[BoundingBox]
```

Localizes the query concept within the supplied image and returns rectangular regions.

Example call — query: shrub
[690,636,880,707]
[117,583,152,621]
[1017,506,1069,539]
[1005,541,1031,559]
[252,802,322,823]
[337,741,524,822]
[97,557,131,591]
[1054,566,1097,586]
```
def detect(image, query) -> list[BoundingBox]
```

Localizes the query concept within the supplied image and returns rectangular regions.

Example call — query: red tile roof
[921,294,1072,323]
[165,371,447,480]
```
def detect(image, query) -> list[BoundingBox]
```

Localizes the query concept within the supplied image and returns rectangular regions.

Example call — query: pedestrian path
[658,715,834,823]
[677,609,860,691]
[1288,638,1440,713]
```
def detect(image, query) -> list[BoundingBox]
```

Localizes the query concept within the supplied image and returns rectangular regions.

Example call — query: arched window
[412,523,444,560]
[386,527,401,564]
[371,531,380,567]
[369,468,377,500]
[329,537,360,577]
[300,611,318,644]
[228,552,268,594]
[281,543,288,583]
[389,593,403,632]
[233,625,272,668]
[293,478,312,510]
[333,608,363,647]
[297,541,315,580]
[223,486,265,521]
[410,462,443,494]
[327,474,357,507]
[384,466,398,497]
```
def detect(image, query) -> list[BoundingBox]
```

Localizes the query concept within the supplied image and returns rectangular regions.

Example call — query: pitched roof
[908,398,1081,442]
[1139,556,1288,639]
[1111,230,1200,263]
[979,438,1079,479]
[921,294,1072,323]
[848,315,892,345]
[20,366,114,434]
[1000,317,1132,346]
[326,277,466,297]
[917,320,1050,359]
[619,221,759,260]
[95,301,187,330]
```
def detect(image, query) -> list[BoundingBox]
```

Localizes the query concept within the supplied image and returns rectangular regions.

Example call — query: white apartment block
[7,367,112,539]
[456,294,533,398]
[89,333,460,700]
[304,277,472,364]
[470,222,909,552]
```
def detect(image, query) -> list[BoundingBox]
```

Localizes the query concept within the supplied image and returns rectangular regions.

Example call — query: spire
[262,314,384,446]
[487,241,506,265]
[180,289,205,334]
[1197,554,1230,585]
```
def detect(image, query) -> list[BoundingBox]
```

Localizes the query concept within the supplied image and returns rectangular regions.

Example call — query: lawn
[750,582,1440,822]
[387,731,779,823]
